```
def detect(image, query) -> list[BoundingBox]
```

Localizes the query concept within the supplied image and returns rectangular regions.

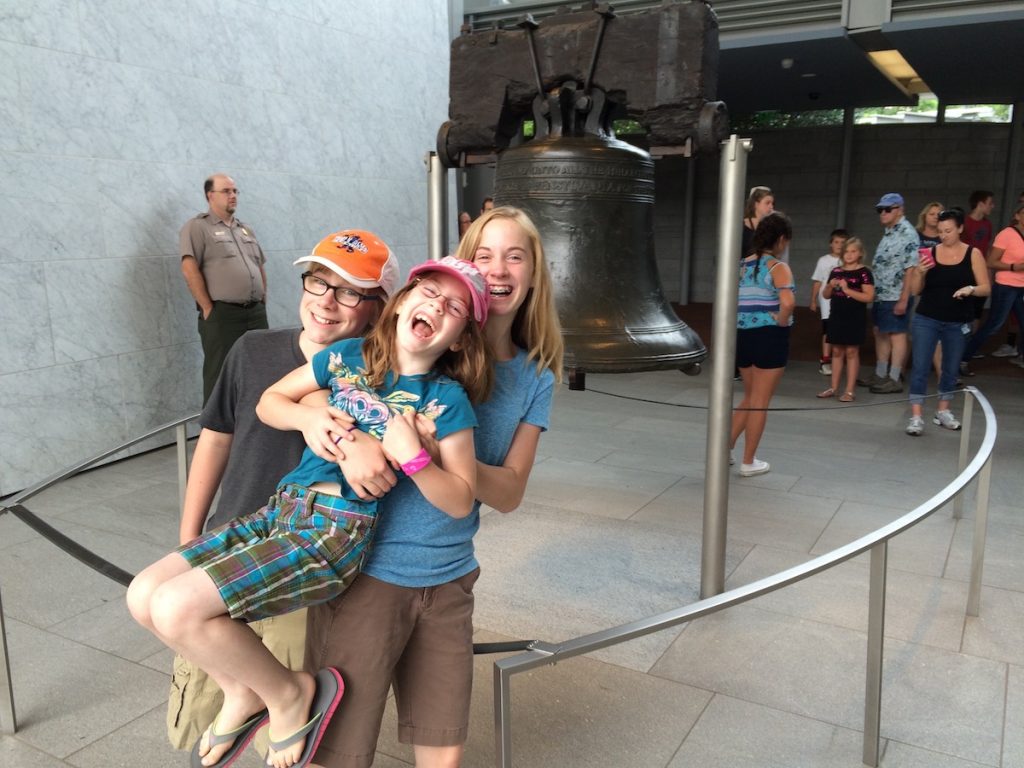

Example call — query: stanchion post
[953,391,973,519]
[966,455,993,617]
[494,662,513,768]
[701,134,752,598]
[0,585,17,734]
[176,422,189,520]
[427,152,448,261]
[862,540,887,767]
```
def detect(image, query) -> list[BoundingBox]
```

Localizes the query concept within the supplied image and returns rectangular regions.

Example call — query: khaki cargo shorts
[166,608,307,753]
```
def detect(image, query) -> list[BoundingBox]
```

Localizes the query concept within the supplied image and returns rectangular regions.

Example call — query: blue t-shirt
[364,348,556,587]
[278,338,476,500]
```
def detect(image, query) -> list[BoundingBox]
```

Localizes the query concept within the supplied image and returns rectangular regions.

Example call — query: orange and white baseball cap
[295,229,400,297]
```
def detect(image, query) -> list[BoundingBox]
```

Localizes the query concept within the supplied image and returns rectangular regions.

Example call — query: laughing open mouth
[412,313,436,338]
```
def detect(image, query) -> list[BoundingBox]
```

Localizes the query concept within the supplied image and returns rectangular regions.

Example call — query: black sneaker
[870,377,904,394]
[959,362,975,377]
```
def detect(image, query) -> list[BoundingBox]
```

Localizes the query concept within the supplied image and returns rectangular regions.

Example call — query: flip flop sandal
[838,392,856,402]
[190,709,269,768]
[816,388,834,398]
[267,667,345,768]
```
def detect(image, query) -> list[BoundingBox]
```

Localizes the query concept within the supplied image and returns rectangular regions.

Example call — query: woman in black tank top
[904,207,991,436]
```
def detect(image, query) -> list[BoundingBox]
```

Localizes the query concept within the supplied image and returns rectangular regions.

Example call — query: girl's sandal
[816,388,835,399]
[838,392,856,402]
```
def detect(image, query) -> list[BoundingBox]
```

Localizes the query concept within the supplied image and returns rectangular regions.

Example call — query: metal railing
[0,387,998,767]
[0,412,199,734]
[491,386,996,768]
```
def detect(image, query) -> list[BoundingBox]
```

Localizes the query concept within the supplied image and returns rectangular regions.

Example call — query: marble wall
[0,1,455,495]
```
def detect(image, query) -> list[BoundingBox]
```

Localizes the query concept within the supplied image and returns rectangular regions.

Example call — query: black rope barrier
[5,386,956,657]
[2,502,533,655]
[582,387,950,411]
[6,504,134,587]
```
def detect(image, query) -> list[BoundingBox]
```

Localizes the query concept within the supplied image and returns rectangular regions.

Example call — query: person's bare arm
[987,245,1016,272]
[181,256,214,318]
[810,280,822,311]
[769,261,796,326]
[475,423,543,513]
[257,363,353,461]
[383,412,475,519]
[179,429,233,544]
[413,407,544,513]
[843,278,875,304]
[297,388,397,499]
[895,265,914,314]
[953,249,992,300]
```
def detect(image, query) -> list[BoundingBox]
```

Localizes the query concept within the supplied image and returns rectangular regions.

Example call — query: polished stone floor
[1,358,1022,768]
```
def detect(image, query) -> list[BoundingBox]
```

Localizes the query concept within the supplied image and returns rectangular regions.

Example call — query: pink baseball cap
[407,256,489,325]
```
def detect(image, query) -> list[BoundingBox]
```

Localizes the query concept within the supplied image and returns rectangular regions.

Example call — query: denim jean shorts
[872,300,912,334]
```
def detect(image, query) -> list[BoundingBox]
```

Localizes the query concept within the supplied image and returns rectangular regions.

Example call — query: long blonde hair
[360,277,493,404]
[456,206,564,383]
[916,202,943,232]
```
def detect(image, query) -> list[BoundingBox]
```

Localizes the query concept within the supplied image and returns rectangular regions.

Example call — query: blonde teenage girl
[305,206,563,768]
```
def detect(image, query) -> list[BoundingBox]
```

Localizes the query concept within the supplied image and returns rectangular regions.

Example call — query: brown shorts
[304,569,480,768]
[165,608,307,752]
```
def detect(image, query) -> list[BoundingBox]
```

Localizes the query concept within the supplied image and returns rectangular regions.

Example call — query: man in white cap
[169,229,398,765]
[867,192,919,393]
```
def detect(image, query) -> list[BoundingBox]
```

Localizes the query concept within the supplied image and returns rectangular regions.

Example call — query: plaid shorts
[178,483,377,622]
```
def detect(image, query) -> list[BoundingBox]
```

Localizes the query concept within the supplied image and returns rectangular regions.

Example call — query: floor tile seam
[665,688,717,767]
[6,603,141,651]
[743,606,969,657]
[60,698,172,765]
[733,600,1014,662]
[998,663,1010,768]
[47,506,175,541]
[881,735,997,767]
[44,620,157,666]
[4,733,71,765]
[669,685,880,743]
[645,667,1000,765]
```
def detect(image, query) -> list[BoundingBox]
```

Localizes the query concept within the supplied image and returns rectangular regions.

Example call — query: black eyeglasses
[212,188,239,195]
[876,206,898,214]
[937,209,962,222]
[302,273,381,308]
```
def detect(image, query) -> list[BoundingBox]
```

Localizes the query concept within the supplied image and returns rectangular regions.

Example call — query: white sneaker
[933,410,961,430]
[739,458,770,476]
[991,343,1017,357]
[906,416,924,436]
[1010,355,1024,368]
[819,362,832,375]
[729,450,736,466]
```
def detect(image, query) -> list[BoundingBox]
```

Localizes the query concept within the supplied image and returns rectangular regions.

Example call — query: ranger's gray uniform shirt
[180,212,266,303]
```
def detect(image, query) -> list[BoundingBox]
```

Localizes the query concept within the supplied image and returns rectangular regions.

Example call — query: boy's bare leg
[150,568,318,767]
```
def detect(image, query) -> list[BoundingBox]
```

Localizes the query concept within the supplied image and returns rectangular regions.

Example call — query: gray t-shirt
[200,328,306,530]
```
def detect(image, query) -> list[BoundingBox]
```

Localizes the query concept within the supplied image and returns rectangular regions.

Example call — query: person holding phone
[905,208,990,436]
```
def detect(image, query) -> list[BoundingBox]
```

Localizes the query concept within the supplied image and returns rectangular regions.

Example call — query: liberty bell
[439,3,728,387]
